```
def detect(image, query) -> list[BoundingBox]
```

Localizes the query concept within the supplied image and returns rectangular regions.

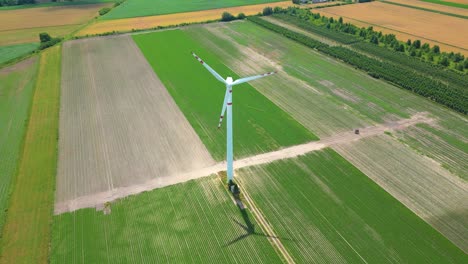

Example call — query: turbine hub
[226,77,233,84]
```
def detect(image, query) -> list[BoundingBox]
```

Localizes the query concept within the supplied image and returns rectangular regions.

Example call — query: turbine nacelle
[226,77,234,85]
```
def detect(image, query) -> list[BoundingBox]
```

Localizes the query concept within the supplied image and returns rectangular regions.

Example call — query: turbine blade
[232,71,277,86]
[192,52,226,84]
[218,87,230,129]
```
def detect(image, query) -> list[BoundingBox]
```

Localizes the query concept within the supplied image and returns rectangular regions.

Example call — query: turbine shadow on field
[225,208,292,246]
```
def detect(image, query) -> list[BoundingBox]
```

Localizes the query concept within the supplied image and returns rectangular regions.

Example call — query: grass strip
[0,46,61,264]
[0,58,39,235]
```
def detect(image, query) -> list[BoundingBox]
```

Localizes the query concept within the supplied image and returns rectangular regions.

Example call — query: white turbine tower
[192,52,276,183]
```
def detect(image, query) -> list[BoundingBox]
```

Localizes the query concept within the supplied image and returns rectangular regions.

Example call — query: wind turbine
[192,52,276,183]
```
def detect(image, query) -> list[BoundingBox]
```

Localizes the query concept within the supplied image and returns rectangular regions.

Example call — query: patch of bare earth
[55,36,215,213]
[333,134,468,253]
[0,57,37,76]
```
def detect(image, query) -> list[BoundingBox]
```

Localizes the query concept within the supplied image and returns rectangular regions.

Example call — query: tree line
[247,15,467,114]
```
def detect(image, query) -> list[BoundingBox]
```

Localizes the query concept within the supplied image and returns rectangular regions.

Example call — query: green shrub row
[247,16,467,114]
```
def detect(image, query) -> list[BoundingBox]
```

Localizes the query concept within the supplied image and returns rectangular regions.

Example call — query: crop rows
[0,58,38,234]
[238,149,467,263]
[57,36,215,203]
[51,176,282,263]
[133,29,316,161]
[248,16,467,114]
[188,21,468,251]
[334,135,468,253]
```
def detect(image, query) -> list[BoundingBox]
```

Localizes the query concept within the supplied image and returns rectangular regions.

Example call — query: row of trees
[247,16,467,114]
[271,10,467,91]
[282,7,467,72]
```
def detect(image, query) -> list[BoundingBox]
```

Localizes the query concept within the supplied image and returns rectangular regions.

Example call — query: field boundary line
[237,180,295,264]
[54,112,433,214]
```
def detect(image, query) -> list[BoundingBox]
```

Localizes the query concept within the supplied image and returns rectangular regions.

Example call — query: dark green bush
[99,7,111,16]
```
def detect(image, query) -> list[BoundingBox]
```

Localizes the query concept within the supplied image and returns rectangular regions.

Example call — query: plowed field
[56,36,215,210]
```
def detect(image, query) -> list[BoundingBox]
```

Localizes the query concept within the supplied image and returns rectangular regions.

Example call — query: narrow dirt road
[54,112,433,214]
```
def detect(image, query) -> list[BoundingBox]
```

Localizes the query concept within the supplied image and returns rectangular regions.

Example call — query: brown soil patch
[319,2,468,55]
[56,36,215,205]
[78,1,324,36]
[0,4,111,32]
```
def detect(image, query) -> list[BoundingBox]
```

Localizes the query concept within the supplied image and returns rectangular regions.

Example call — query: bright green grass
[51,176,282,263]
[0,0,115,10]
[0,46,61,264]
[0,57,38,235]
[420,0,468,9]
[238,149,467,263]
[133,29,316,161]
[0,43,38,65]
[103,0,285,20]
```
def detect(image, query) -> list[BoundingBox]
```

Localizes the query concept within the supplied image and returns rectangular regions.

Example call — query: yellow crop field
[319,2,468,55]
[0,3,111,45]
[78,1,326,36]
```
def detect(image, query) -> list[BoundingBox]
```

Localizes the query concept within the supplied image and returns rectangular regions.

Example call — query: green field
[0,0,115,10]
[238,149,467,263]
[188,21,467,176]
[421,0,468,9]
[51,176,282,263]
[103,0,285,20]
[0,58,38,235]
[0,46,61,264]
[0,43,38,65]
[133,29,316,161]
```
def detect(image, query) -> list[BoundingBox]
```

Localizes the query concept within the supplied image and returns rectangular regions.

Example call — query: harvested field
[56,36,215,208]
[0,4,111,45]
[0,46,61,264]
[384,0,468,16]
[0,57,38,234]
[319,2,468,55]
[78,1,326,35]
[334,135,468,253]
[238,149,466,262]
[51,176,282,263]
[0,25,78,46]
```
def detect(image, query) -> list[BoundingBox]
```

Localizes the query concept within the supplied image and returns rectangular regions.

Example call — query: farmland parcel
[56,36,215,211]
[182,21,468,251]
[0,3,111,45]
[238,149,467,263]
[51,176,282,263]
[319,2,468,55]
[102,0,287,20]
[0,58,38,234]
[79,1,303,36]
[0,46,61,264]
[133,29,316,161]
